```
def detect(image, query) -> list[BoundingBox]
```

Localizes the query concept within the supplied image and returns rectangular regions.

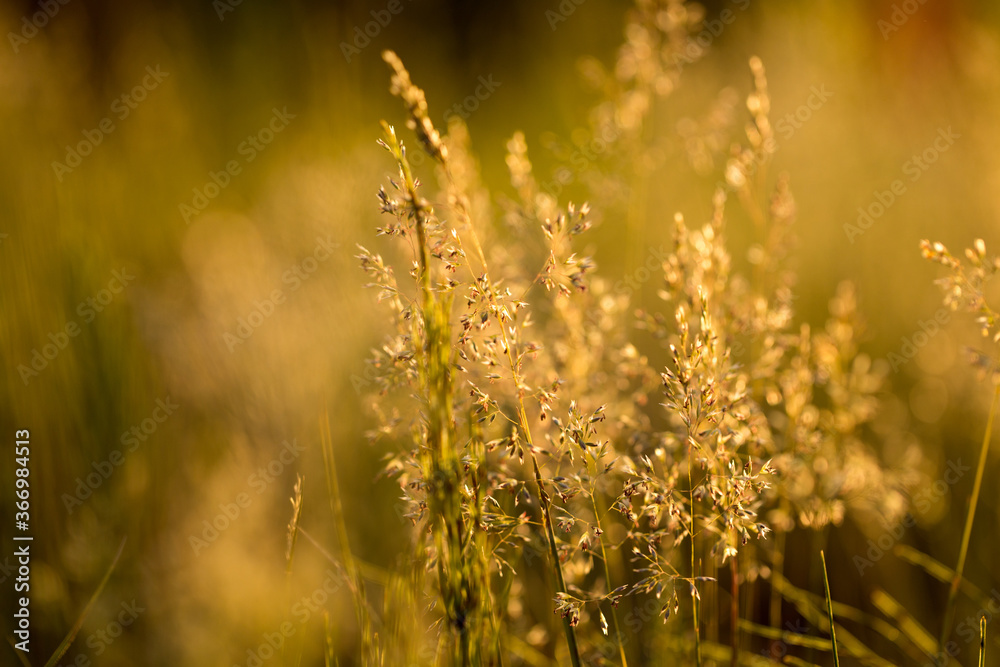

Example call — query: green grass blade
[820,551,840,667]
[894,545,984,595]
[43,537,127,667]
[320,409,376,658]
[870,588,937,658]
[678,637,805,666]
[771,571,894,667]
[769,572,903,648]
[939,382,1000,656]
[738,620,832,651]
[894,544,995,615]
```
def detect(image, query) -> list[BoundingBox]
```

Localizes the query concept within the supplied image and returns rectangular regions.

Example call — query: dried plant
[921,237,1000,660]
[353,5,939,666]
[613,55,915,666]
[359,49,617,665]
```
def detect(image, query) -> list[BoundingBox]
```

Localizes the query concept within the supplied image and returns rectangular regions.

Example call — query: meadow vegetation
[7,1,1000,665]
[352,2,1000,665]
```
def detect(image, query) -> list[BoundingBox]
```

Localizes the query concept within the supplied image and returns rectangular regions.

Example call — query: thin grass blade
[870,588,937,658]
[979,615,986,667]
[821,551,841,667]
[939,383,1000,655]
[42,537,127,667]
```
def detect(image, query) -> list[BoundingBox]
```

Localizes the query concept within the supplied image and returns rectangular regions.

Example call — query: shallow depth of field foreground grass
[6,1,1000,666]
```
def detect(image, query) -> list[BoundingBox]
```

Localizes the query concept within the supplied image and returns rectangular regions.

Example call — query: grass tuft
[348,5,1000,665]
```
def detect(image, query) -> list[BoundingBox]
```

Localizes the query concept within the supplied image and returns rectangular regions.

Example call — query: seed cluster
[358,6,924,665]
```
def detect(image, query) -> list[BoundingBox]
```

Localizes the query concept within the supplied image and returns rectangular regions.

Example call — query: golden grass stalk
[436,129,582,666]
[870,588,937,659]
[820,551,840,667]
[729,553,739,667]
[382,122,483,662]
[286,474,303,576]
[587,466,628,667]
[690,453,703,667]
[979,615,986,667]
[379,49,582,667]
[938,382,1000,659]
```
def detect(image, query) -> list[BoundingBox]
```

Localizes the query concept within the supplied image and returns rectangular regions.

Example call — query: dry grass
[341,2,1000,665]
[12,1,1000,666]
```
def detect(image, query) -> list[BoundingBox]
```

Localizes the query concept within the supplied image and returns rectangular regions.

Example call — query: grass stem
[820,550,840,667]
[590,480,629,667]
[979,615,986,667]
[689,453,702,667]
[938,381,1000,660]
[730,553,739,667]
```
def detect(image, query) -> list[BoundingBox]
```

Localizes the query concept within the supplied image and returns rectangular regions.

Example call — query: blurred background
[3,0,1000,664]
